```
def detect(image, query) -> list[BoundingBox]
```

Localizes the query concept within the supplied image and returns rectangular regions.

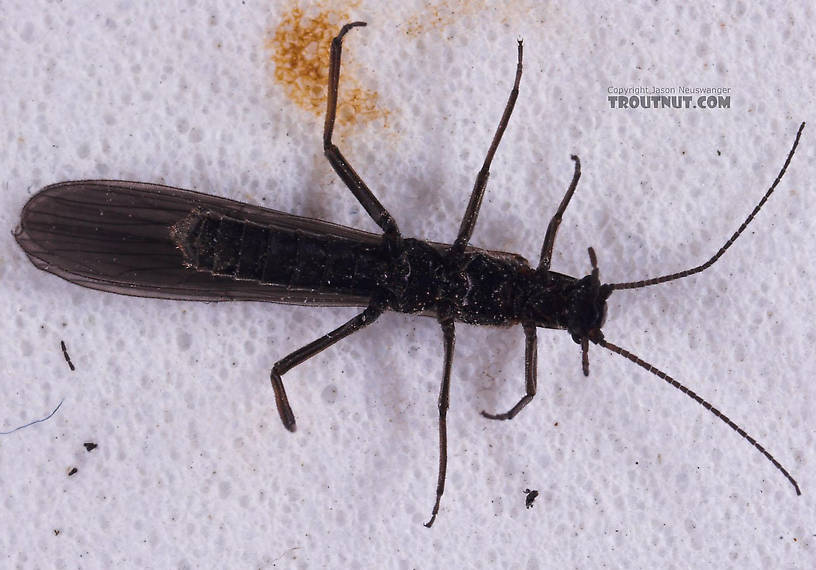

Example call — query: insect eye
[599,302,608,328]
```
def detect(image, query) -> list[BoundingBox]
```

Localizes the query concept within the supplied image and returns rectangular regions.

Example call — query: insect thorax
[378,238,534,325]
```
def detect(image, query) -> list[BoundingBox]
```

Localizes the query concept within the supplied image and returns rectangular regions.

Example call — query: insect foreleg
[538,155,582,271]
[270,303,383,432]
[322,22,402,244]
[424,312,456,528]
[482,323,538,420]
[450,40,524,257]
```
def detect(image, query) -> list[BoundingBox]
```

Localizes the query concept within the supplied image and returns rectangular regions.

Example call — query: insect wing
[15,180,379,306]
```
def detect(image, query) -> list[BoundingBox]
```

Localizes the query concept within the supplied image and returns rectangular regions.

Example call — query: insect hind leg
[322,22,402,246]
[270,303,383,432]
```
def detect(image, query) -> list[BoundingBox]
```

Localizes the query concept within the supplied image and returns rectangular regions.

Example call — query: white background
[1,1,814,568]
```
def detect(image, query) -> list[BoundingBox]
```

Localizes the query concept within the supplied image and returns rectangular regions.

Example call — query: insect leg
[323,22,402,244]
[538,155,582,271]
[270,303,383,432]
[481,323,537,421]
[424,312,455,527]
[450,40,523,257]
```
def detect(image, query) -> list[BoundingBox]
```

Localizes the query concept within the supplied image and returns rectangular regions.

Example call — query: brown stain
[404,0,491,37]
[402,1,541,39]
[267,3,387,128]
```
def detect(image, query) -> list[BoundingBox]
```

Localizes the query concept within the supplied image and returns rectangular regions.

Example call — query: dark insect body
[14,22,804,527]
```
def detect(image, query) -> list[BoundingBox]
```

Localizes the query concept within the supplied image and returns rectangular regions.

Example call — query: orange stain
[267,4,387,128]
[404,0,491,37]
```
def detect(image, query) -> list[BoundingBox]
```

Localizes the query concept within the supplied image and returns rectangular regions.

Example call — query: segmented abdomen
[172,210,384,293]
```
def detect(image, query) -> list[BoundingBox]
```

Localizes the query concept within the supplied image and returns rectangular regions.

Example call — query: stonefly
[15,22,804,527]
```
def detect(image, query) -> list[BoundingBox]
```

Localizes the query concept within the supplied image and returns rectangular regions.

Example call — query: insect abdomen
[172,210,383,292]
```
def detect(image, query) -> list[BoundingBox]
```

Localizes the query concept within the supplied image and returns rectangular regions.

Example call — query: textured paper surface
[2,2,814,567]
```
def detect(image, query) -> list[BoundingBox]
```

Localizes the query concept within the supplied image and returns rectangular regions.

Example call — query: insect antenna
[609,122,805,291]
[593,336,801,495]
